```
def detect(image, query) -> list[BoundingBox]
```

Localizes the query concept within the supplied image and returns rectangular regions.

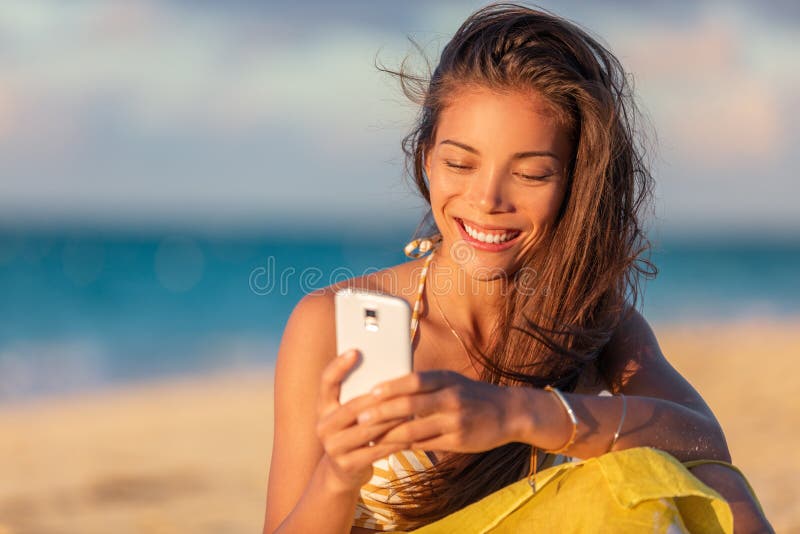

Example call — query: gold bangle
[543,385,579,454]
[608,393,627,452]
[527,385,580,492]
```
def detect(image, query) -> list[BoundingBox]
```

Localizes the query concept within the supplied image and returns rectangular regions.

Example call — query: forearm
[687,463,774,534]
[506,387,730,462]
[270,455,361,534]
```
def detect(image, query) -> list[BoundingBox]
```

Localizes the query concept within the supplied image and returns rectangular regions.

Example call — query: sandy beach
[0,318,797,533]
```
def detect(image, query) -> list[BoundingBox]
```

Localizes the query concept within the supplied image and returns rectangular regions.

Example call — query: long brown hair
[377,2,657,526]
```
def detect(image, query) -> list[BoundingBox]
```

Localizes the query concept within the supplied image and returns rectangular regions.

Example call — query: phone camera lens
[364,308,379,331]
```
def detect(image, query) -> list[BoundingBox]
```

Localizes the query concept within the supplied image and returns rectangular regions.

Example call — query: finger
[325,419,408,457]
[374,414,448,446]
[356,388,452,425]
[409,435,453,451]
[371,369,461,400]
[407,413,481,452]
[317,392,388,437]
[318,349,360,415]
[317,391,411,443]
[336,442,410,474]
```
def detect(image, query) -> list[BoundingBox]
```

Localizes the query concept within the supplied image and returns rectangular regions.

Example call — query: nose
[466,167,513,213]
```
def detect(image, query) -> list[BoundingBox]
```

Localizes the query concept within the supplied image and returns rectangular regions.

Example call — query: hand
[355,370,515,453]
[315,349,413,492]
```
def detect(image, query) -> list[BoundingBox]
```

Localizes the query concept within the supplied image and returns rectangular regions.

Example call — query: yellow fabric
[394,447,738,534]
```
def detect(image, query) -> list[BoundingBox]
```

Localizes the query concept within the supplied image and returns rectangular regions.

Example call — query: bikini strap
[407,235,441,345]
[403,234,443,259]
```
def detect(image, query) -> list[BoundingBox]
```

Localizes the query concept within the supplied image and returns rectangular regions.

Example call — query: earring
[404,234,442,258]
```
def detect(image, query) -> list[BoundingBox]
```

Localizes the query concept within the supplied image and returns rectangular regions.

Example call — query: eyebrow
[439,139,561,162]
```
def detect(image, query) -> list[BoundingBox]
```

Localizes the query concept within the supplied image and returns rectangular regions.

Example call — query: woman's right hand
[315,349,411,492]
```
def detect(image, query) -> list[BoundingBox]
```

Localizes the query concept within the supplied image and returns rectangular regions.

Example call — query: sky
[0,1,797,237]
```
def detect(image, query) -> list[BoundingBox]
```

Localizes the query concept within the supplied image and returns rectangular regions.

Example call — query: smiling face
[424,86,574,279]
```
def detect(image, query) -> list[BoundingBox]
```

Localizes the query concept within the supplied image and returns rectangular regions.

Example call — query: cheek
[428,176,463,211]
[521,185,566,225]
[429,174,465,197]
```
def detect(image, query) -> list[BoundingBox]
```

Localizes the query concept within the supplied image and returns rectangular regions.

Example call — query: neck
[427,247,509,347]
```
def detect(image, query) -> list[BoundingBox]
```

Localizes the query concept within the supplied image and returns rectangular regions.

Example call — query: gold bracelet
[527,385,580,492]
[608,393,627,452]
[543,385,579,454]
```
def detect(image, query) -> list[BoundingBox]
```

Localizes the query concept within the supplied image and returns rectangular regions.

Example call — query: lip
[458,217,522,232]
[454,217,522,252]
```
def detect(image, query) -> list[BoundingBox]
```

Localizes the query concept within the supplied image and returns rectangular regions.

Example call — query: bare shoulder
[326,257,425,307]
[272,258,423,396]
[598,305,661,389]
[273,257,423,386]
[597,306,720,418]
[282,257,422,364]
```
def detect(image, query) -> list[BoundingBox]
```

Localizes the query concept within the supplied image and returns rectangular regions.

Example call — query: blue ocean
[1,227,798,403]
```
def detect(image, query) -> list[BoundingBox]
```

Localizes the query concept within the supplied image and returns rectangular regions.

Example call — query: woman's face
[424,86,573,279]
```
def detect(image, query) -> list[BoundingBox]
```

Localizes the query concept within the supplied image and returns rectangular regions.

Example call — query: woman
[264,4,772,533]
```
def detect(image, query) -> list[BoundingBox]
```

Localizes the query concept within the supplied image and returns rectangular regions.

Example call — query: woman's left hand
[355,370,518,453]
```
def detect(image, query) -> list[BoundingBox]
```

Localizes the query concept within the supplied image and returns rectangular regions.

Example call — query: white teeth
[462,221,517,244]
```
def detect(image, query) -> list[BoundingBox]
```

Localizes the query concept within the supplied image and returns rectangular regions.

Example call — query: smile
[455,217,522,250]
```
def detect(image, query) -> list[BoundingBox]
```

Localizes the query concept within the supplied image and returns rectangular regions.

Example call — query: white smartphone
[335,288,413,404]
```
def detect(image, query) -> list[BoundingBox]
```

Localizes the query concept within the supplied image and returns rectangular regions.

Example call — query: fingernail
[357,411,372,424]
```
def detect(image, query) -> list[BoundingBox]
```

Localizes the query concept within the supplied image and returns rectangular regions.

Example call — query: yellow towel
[401,446,743,533]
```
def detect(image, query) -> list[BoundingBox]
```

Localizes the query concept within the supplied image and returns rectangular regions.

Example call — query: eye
[444,161,473,170]
[514,172,553,182]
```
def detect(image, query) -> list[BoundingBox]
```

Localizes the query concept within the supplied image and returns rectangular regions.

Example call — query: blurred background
[0,1,797,532]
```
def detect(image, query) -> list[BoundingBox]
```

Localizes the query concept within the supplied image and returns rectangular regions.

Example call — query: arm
[263,291,405,534]
[507,307,731,462]
[354,308,727,461]
[686,463,774,534]
[262,290,354,534]
[506,307,772,533]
